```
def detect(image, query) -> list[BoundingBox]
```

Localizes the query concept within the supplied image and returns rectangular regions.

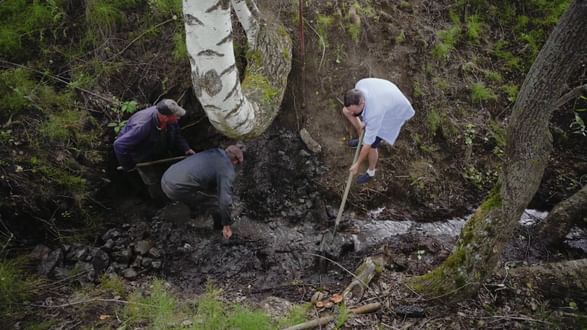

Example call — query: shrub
[471,82,497,102]
[432,25,460,59]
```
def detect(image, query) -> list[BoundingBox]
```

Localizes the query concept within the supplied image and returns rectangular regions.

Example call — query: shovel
[317,132,364,268]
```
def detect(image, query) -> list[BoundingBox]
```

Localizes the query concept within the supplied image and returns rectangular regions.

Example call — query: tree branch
[556,83,587,108]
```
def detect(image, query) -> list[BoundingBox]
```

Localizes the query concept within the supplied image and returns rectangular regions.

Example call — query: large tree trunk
[537,185,587,247]
[409,1,587,298]
[183,0,292,138]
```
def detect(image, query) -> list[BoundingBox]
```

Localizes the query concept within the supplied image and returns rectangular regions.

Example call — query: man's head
[225,145,244,166]
[344,88,365,117]
[156,99,187,118]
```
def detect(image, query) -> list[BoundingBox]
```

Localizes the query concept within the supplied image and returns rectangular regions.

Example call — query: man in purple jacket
[113,99,195,171]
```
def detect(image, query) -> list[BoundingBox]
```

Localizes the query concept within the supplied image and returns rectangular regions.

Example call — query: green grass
[0,259,40,315]
[432,25,461,59]
[149,0,182,17]
[465,15,483,43]
[426,110,442,136]
[471,82,497,102]
[124,279,179,328]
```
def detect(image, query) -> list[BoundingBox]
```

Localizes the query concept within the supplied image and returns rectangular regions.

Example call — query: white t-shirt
[356,78,415,145]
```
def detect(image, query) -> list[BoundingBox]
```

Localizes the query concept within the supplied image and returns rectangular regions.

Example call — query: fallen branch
[556,83,587,108]
[282,302,381,330]
[343,256,388,301]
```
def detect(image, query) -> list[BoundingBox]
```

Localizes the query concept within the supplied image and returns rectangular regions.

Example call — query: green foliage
[226,305,272,330]
[464,123,476,146]
[432,25,460,59]
[108,100,138,133]
[0,259,39,315]
[465,15,483,43]
[395,30,406,44]
[493,40,521,70]
[471,82,497,103]
[570,98,587,136]
[100,274,126,296]
[426,109,442,135]
[173,30,188,61]
[277,303,311,328]
[316,14,335,47]
[0,0,63,59]
[501,83,519,102]
[0,68,76,119]
[335,304,349,329]
[85,0,139,42]
[124,279,178,328]
[483,70,502,83]
[40,109,96,145]
[149,0,182,17]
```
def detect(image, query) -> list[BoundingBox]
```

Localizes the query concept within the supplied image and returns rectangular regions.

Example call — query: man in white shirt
[342,78,415,184]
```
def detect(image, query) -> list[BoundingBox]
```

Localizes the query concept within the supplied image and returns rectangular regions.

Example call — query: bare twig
[110,18,176,60]
[283,302,381,330]
[304,21,326,71]
[28,298,154,308]
[304,252,369,290]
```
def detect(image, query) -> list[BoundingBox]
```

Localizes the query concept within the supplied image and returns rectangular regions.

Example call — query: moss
[410,185,502,296]
[242,72,280,106]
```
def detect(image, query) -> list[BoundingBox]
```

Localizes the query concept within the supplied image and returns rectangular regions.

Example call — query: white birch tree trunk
[183,0,292,138]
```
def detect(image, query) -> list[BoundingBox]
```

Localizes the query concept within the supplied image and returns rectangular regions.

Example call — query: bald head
[225,145,243,165]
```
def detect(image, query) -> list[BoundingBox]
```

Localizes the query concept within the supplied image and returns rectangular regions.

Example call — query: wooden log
[282,302,381,330]
[342,256,388,301]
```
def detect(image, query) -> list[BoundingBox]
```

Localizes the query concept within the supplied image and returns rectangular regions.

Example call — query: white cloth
[356,78,415,145]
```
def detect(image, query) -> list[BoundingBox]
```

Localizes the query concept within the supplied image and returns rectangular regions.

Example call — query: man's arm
[171,123,195,155]
[113,124,150,171]
[217,173,235,239]
[342,107,364,136]
[350,144,372,175]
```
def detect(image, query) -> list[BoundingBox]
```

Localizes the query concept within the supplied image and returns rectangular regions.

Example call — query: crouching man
[160,145,244,239]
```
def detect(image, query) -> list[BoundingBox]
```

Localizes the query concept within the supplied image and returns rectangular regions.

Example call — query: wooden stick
[116,155,187,171]
[282,302,381,330]
[333,131,365,235]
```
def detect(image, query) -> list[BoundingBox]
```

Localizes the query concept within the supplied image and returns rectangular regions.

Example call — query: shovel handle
[116,155,187,171]
[333,131,365,234]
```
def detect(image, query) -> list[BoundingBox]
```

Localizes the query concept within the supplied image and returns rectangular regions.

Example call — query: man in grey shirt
[161,145,244,239]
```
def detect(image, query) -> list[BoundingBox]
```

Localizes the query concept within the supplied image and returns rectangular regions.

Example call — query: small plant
[570,101,586,136]
[471,82,497,102]
[100,274,126,297]
[395,30,406,44]
[277,303,311,328]
[465,15,483,43]
[124,279,179,328]
[108,100,138,133]
[464,123,476,146]
[463,165,484,189]
[316,14,335,47]
[432,25,460,59]
[501,83,519,102]
[0,259,40,315]
[148,0,182,17]
[426,109,442,136]
[483,70,502,83]
[335,304,349,329]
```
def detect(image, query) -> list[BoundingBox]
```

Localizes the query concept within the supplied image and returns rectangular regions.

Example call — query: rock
[91,248,110,274]
[74,261,96,282]
[181,320,193,327]
[70,246,88,261]
[141,257,153,268]
[148,247,161,258]
[259,296,293,320]
[299,149,311,157]
[134,240,153,255]
[102,228,121,241]
[299,128,322,153]
[122,268,138,280]
[102,239,114,250]
[151,260,162,269]
[112,247,133,264]
[29,245,51,261]
[38,248,63,276]
[394,305,425,318]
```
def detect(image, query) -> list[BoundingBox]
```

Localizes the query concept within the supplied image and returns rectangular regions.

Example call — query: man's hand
[222,225,232,239]
[350,162,359,176]
[185,149,196,155]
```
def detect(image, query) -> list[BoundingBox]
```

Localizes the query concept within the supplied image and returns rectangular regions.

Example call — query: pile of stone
[30,223,163,282]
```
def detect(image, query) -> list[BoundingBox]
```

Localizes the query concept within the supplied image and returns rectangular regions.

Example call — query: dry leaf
[330,293,344,304]
[324,301,334,308]
[99,314,111,320]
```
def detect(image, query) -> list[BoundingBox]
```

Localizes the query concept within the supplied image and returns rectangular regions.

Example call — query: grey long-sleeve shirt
[161,148,235,225]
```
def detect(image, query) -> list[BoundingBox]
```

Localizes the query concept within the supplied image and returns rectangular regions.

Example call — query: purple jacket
[113,106,190,170]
